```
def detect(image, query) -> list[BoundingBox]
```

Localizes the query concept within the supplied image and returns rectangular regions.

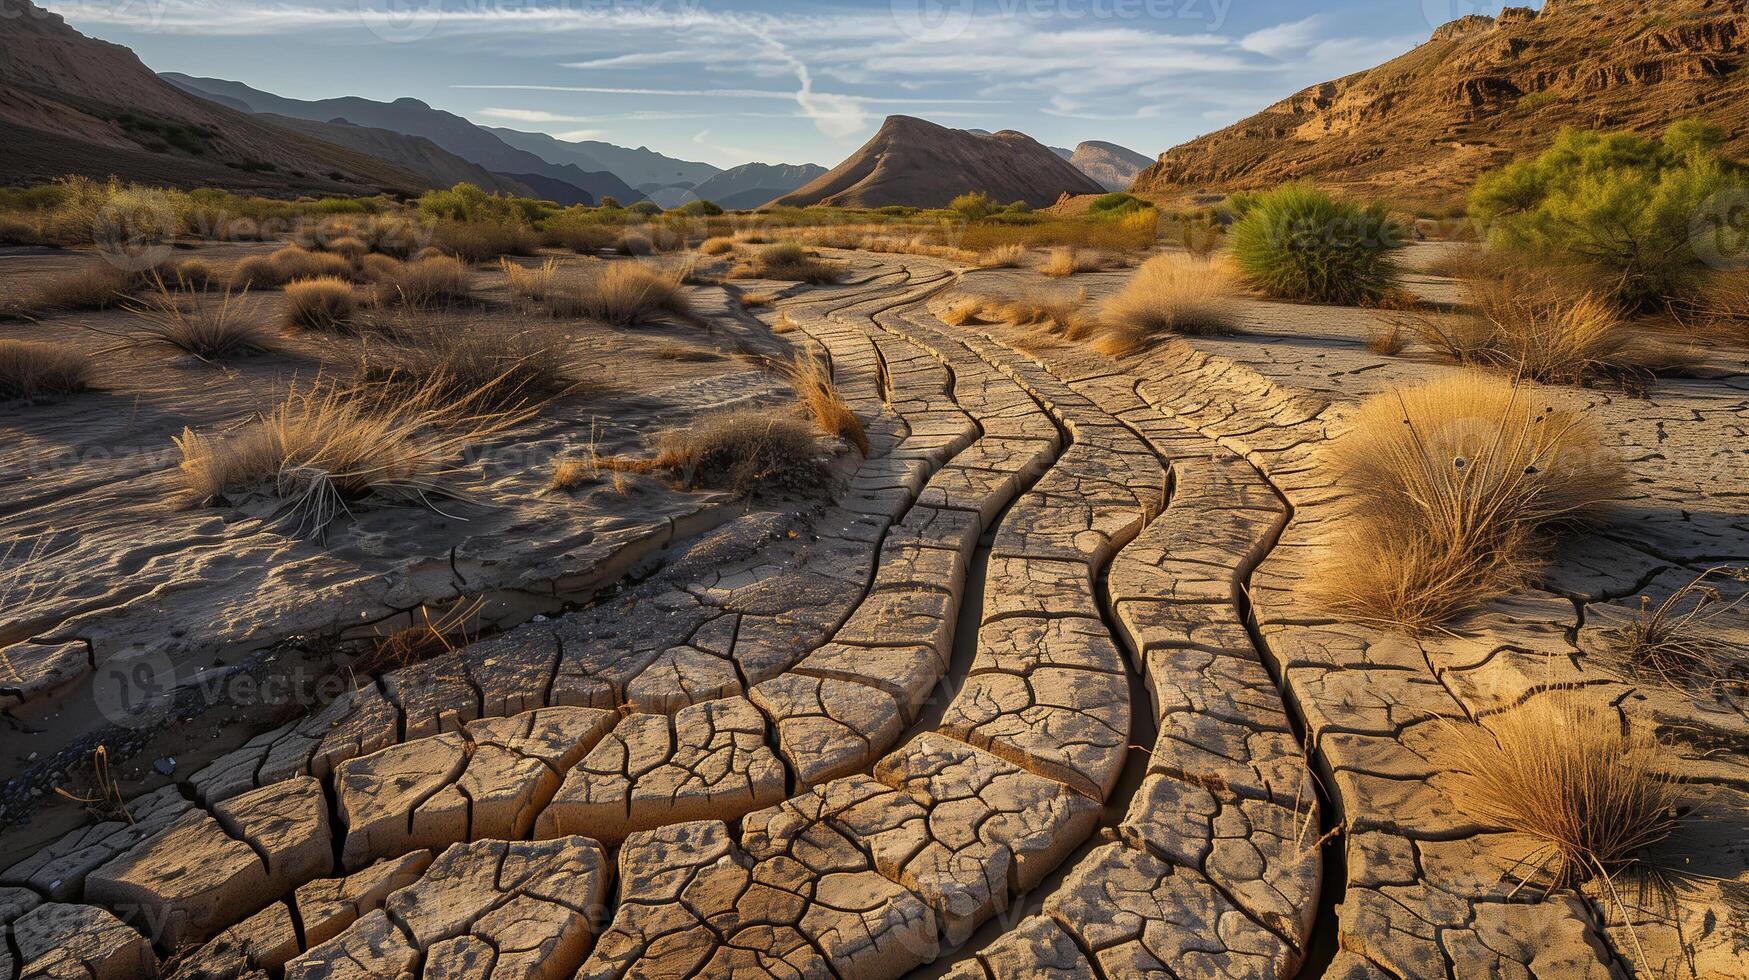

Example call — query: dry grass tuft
[0,339,94,400]
[1442,691,1679,892]
[1096,254,1239,354]
[699,237,736,256]
[1610,568,1748,692]
[231,247,352,290]
[432,220,535,263]
[283,276,359,331]
[502,258,558,302]
[358,598,482,673]
[122,278,273,361]
[548,261,691,326]
[352,318,581,411]
[371,255,472,308]
[1408,271,1692,387]
[175,377,529,533]
[977,244,1028,269]
[740,293,777,309]
[615,231,654,256]
[3,262,149,318]
[173,259,218,291]
[1366,321,1408,356]
[732,243,843,284]
[654,408,830,495]
[777,351,869,456]
[975,288,1091,337]
[1038,248,1108,278]
[1315,372,1625,630]
[939,298,991,327]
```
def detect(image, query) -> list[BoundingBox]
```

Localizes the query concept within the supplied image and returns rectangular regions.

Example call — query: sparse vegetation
[653,408,831,495]
[352,318,580,411]
[699,236,736,256]
[0,339,94,400]
[283,276,359,331]
[502,258,559,302]
[1443,691,1679,891]
[1096,254,1239,354]
[776,352,868,456]
[1315,372,1624,630]
[1038,248,1108,278]
[1469,121,1748,310]
[1229,184,1404,305]
[732,243,843,284]
[121,278,273,361]
[370,255,472,308]
[2,261,153,318]
[547,261,691,325]
[1610,568,1748,692]
[231,247,352,289]
[175,377,528,532]
[977,244,1028,269]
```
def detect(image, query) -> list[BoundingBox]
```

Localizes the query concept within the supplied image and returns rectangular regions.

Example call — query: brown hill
[1069,141,1155,192]
[771,116,1105,209]
[0,0,421,195]
[1133,0,1749,210]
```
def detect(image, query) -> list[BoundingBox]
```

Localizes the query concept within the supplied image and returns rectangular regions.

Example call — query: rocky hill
[1068,141,1154,191]
[1133,0,1749,209]
[0,0,420,194]
[773,116,1105,209]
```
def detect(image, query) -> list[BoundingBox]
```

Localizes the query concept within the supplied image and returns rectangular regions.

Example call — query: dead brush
[1407,272,1692,387]
[231,247,352,290]
[1609,567,1749,692]
[984,288,1092,338]
[1366,321,1409,356]
[0,339,94,401]
[547,261,691,326]
[939,298,992,327]
[2,261,154,319]
[502,258,558,302]
[1441,691,1680,943]
[371,255,472,309]
[699,236,736,256]
[572,407,831,497]
[174,376,533,534]
[1096,254,1239,355]
[772,350,869,456]
[1038,248,1109,278]
[351,317,582,411]
[977,245,1028,269]
[53,745,132,824]
[283,276,359,331]
[118,275,273,361]
[357,597,484,673]
[1315,372,1625,630]
[731,243,843,284]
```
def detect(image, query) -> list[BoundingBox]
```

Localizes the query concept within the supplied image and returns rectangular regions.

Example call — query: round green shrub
[1089,192,1145,216]
[673,199,724,217]
[1228,185,1404,305]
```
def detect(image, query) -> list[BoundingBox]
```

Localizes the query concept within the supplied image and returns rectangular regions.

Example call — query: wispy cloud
[1240,15,1325,57]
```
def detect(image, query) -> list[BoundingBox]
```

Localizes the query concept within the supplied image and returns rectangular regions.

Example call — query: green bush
[948,192,998,220]
[1228,184,1404,305]
[626,201,663,217]
[673,199,725,217]
[1469,121,1748,309]
[1088,192,1145,216]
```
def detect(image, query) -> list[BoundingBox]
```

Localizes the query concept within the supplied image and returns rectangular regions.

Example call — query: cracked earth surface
[1,246,1745,978]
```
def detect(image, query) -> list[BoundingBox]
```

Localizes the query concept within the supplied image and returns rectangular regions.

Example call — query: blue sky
[45,0,1542,169]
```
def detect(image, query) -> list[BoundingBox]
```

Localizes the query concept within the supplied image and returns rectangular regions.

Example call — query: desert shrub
[1407,268,1692,386]
[654,408,830,495]
[545,221,618,255]
[957,209,1158,254]
[1038,248,1108,278]
[123,279,273,360]
[1096,255,1239,355]
[548,261,691,325]
[358,215,428,258]
[352,319,579,410]
[0,339,93,400]
[615,230,655,256]
[1229,184,1404,305]
[283,277,358,331]
[939,298,991,326]
[1088,192,1146,216]
[1315,372,1624,629]
[373,255,471,308]
[977,244,1027,269]
[1470,121,1748,310]
[700,236,736,256]
[174,259,218,291]
[960,288,1091,337]
[732,243,843,284]
[1442,691,1679,889]
[776,351,868,456]
[431,220,534,263]
[327,236,370,261]
[175,377,527,532]
[231,247,352,289]
[626,201,663,218]
[948,192,999,221]
[2,262,146,317]
[502,258,558,302]
[672,199,724,217]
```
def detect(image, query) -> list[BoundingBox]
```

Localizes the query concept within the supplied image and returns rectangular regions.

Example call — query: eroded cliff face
[1134,0,1749,209]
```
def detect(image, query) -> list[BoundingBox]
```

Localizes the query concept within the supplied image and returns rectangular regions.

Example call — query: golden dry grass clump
[963,288,1092,339]
[777,351,869,456]
[431,220,535,263]
[369,255,472,308]
[732,243,843,285]
[1316,372,1625,629]
[699,237,736,256]
[1095,254,1239,356]
[502,258,558,302]
[1611,568,1748,691]
[977,245,1028,269]
[2,261,156,318]
[554,407,829,497]
[176,377,527,532]
[0,339,93,400]
[123,278,273,361]
[1443,691,1679,890]
[352,318,580,411]
[547,261,691,326]
[283,276,359,331]
[1038,248,1109,278]
[231,247,353,290]
[1409,267,1692,387]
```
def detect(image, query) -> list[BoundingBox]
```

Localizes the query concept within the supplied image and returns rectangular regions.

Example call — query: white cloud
[477,107,594,124]
[1239,15,1326,57]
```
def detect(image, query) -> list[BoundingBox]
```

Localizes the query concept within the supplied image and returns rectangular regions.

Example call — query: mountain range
[1133,0,1749,209]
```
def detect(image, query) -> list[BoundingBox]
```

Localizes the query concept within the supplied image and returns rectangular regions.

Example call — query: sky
[42,0,1543,170]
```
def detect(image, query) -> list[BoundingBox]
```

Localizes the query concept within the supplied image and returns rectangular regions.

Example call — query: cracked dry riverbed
[0,245,1746,979]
